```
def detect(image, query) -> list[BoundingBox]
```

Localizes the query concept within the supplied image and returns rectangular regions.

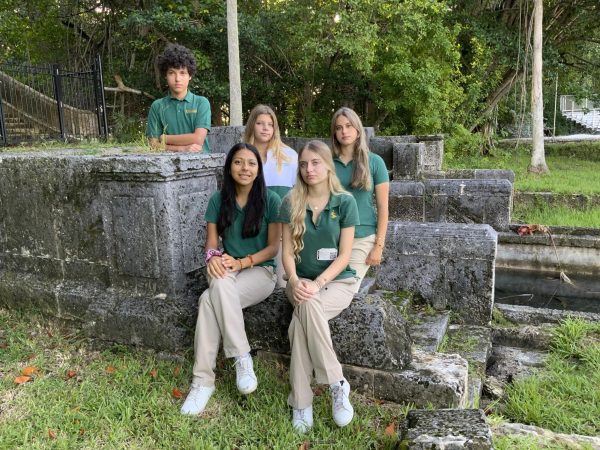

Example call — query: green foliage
[444,125,488,159]
[502,318,600,436]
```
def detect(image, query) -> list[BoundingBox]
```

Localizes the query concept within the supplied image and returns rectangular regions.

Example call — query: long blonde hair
[331,107,372,190]
[244,104,290,172]
[289,140,348,260]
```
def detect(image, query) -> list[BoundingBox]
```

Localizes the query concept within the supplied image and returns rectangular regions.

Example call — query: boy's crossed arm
[149,128,208,152]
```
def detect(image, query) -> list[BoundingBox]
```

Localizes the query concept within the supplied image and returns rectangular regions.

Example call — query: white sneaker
[292,406,313,433]
[234,355,258,394]
[330,379,354,427]
[180,385,215,415]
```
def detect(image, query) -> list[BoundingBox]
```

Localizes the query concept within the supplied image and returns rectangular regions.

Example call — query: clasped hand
[291,278,319,304]
[207,253,240,279]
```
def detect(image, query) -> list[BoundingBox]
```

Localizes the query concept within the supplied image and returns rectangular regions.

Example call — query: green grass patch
[512,203,600,228]
[445,149,600,195]
[502,318,600,436]
[0,309,408,449]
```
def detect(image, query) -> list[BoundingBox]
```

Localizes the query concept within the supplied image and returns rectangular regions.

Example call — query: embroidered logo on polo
[330,210,338,220]
[185,109,197,114]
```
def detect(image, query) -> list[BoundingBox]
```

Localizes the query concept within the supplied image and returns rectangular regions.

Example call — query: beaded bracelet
[247,254,254,268]
[205,248,223,264]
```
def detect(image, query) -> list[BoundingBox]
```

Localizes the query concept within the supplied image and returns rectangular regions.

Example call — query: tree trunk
[529,0,549,174]
[227,0,243,126]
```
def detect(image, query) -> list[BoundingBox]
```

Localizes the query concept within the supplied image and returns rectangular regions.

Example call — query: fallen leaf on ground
[66,370,78,379]
[48,429,57,439]
[0,341,7,349]
[172,387,184,399]
[79,428,85,436]
[149,369,158,378]
[105,366,116,374]
[173,366,181,377]
[298,441,310,450]
[373,398,385,405]
[22,366,39,376]
[26,353,36,361]
[14,375,32,384]
[384,422,397,437]
[312,386,325,396]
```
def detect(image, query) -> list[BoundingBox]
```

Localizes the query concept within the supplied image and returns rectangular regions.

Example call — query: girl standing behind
[181,143,281,416]
[279,140,360,432]
[244,104,298,286]
[331,107,389,288]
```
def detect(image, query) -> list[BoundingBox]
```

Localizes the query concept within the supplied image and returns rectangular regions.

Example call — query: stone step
[258,349,469,409]
[495,303,600,325]
[409,309,450,352]
[491,324,554,350]
[441,325,492,409]
[487,345,547,383]
[399,409,493,449]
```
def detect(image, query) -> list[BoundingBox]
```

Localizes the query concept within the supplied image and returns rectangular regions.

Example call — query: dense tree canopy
[1,0,599,139]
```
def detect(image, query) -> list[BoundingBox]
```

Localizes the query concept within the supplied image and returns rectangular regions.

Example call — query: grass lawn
[0,309,407,449]
[444,150,600,195]
[445,145,600,227]
[500,318,600,437]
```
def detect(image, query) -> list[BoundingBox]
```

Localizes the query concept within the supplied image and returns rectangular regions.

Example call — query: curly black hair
[157,43,197,78]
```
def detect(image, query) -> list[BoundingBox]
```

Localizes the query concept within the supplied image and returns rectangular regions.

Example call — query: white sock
[235,352,251,362]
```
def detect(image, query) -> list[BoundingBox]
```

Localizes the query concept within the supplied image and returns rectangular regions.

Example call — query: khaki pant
[192,266,276,387]
[349,234,376,290]
[286,277,359,408]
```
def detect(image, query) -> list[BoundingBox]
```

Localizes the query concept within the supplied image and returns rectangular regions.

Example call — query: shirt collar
[168,91,194,103]
[306,193,342,212]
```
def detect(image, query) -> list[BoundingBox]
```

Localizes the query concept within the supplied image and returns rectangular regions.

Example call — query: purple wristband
[205,248,223,264]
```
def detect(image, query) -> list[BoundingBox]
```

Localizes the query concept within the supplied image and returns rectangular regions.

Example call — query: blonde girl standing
[331,107,389,287]
[244,104,298,286]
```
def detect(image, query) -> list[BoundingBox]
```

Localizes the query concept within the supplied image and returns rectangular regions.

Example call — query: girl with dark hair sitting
[181,143,282,415]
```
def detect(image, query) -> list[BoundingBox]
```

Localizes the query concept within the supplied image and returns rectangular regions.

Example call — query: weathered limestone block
[415,134,444,172]
[389,181,425,222]
[410,311,450,352]
[0,150,224,350]
[207,125,245,153]
[244,290,412,371]
[491,422,600,449]
[400,409,493,449]
[495,303,600,325]
[258,349,468,408]
[393,143,424,180]
[373,350,469,408]
[369,136,417,168]
[377,222,498,325]
[424,179,513,231]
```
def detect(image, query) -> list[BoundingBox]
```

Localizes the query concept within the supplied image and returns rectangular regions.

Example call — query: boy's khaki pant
[192,266,276,387]
[349,234,376,291]
[286,277,359,409]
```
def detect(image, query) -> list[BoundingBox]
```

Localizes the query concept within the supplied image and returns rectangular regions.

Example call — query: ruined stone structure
[1,128,519,446]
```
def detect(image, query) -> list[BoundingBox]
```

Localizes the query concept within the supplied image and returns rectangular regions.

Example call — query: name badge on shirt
[317,248,338,261]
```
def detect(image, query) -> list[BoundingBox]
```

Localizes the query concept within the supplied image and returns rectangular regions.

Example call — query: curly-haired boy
[146,44,211,152]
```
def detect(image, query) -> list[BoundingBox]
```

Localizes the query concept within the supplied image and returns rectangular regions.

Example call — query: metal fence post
[52,64,66,140]
[93,54,108,138]
[0,97,7,146]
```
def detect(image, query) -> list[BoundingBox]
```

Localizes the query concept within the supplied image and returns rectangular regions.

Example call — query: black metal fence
[0,55,107,145]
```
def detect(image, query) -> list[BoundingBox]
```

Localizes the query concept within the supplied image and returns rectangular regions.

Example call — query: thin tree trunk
[227,0,242,126]
[529,0,549,174]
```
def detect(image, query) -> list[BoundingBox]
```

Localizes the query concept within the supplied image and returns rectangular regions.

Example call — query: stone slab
[415,134,444,172]
[374,350,469,409]
[410,310,450,352]
[425,169,515,184]
[491,324,554,350]
[400,409,493,449]
[244,290,412,371]
[377,222,498,325]
[206,125,245,153]
[258,349,468,409]
[389,181,425,222]
[424,179,513,231]
[487,345,547,382]
[495,303,600,325]
[392,142,424,180]
[444,325,492,376]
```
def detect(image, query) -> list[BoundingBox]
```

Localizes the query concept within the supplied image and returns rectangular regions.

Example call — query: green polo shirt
[334,152,389,238]
[146,91,211,153]
[205,190,281,268]
[278,193,359,281]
